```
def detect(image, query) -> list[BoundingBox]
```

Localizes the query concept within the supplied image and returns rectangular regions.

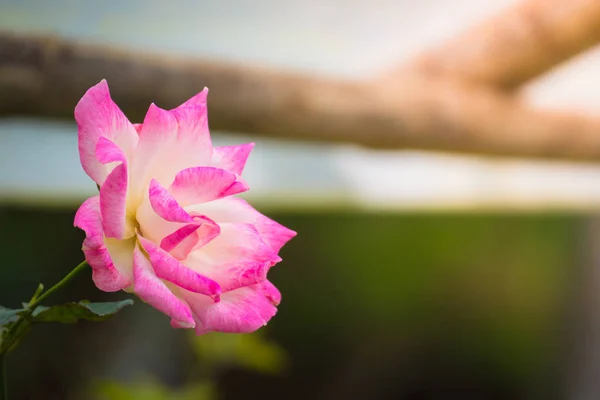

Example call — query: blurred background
[3,0,600,399]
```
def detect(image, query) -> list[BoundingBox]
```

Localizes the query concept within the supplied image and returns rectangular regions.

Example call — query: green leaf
[0,306,25,326]
[94,378,170,400]
[0,306,30,354]
[176,382,217,400]
[32,299,134,324]
[191,330,288,375]
[93,379,216,400]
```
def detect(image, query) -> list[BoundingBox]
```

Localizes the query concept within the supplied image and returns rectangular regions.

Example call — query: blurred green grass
[0,207,583,399]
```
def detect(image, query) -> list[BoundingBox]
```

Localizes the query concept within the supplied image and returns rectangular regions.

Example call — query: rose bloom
[74,80,295,334]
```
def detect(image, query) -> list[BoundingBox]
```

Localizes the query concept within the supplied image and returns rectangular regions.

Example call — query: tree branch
[3,31,600,160]
[385,0,600,89]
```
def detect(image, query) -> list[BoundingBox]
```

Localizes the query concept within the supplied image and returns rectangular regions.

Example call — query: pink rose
[73,80,296,334]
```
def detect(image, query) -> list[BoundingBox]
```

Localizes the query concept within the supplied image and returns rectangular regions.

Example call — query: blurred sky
[3,0,600,209]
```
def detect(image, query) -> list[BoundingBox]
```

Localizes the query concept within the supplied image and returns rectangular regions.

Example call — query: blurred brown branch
[386,0,600,89]
[2,0,600,161]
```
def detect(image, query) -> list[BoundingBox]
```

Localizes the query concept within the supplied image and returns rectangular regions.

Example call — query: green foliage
[0,306,25,353]
[95,379,216,400]
[192,330,288,375]
[93,330,288,399]
[0,307,23,326]
[0,300,133,355]
[31,300,134,324]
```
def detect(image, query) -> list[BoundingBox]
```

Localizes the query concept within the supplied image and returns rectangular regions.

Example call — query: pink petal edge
[211,143,254,175]
[74,196,131,292]
[196,197,297,253]
[186,223,281,292]
[170,166,248,207]
[133,246,195,327]
[160,215,221,260]
[74,79,138,185]
[99,162,129,239]
[181,281,280,335]
[138,235,221,299]
[149,179,192,223]
[174,88,209,109]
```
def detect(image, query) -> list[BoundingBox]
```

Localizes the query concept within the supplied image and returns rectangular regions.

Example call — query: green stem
[28,260,88,310]
[28,284,44,306]
[0,354,6,400]
[0,260,88,399]
[1,261,88,355]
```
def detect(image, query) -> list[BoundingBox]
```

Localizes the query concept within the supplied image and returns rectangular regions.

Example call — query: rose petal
[131,103,213,189]
[75,80,138,185]
[138,183,220,260]
[160,215,220,260]
[181,281,279,334]
[74,196,132,292]
[133,246,195,328]
[191,216,222,249]
[160,224,201,260]
[95,136,127,164]
[185,223,280,291]
[171,105,211,148]
[138,103,178,141]
[138,235,221,298]
[211,143,254,175]
[99,162,130,239]
[149,179,192,223]
[175,88,208,109]
[95,136,132,239]
[191,197,296,253]
[257,279,282,305]
[170,166,248,207]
